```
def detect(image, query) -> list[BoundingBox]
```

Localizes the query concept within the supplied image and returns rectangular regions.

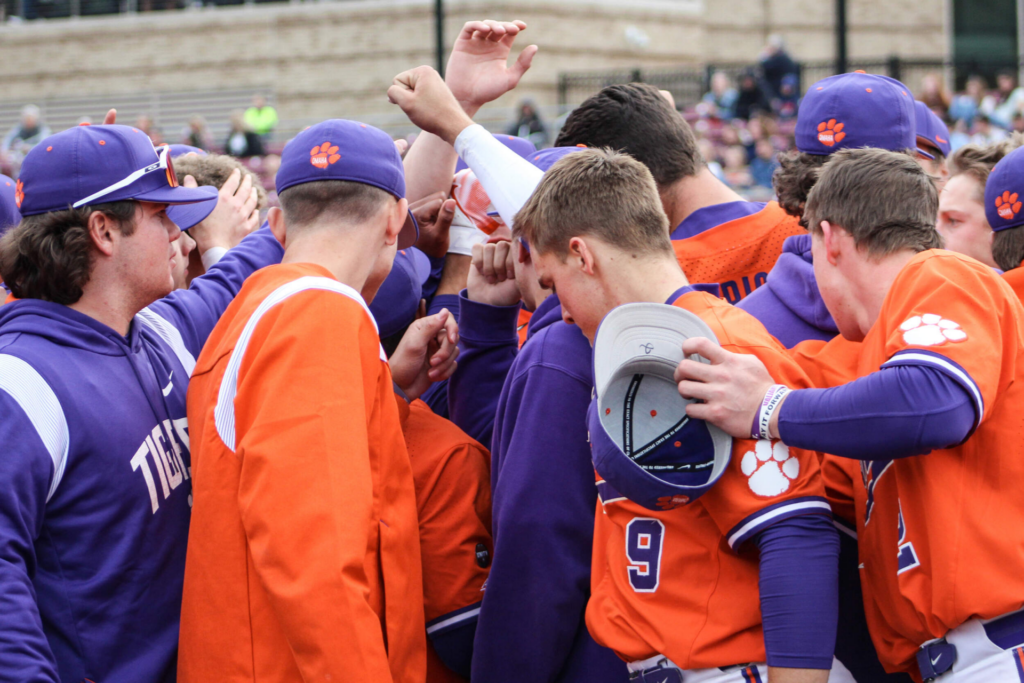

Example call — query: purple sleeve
[143,226,284,359]
[422,255,446,302]
[447,291,521,446]
[778,364,975,460]
[755,514,839,670]
[0,392,60,682]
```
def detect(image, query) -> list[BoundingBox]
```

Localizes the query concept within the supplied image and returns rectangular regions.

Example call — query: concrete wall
[0,0,948,137]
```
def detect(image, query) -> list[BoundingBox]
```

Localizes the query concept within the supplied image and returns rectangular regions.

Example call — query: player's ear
[267,207,286,247]
[819,220,841,266]
[569,236,595,275]
[384,197,408,246]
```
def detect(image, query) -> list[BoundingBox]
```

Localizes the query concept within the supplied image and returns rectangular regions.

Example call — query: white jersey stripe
[425,606,481,635]
[136,308,197,378]
[0,354,70,502]
[882,351,984,422]
[215,276,383,452]
[726,499,833,549]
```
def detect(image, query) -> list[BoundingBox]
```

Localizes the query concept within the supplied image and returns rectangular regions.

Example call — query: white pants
[927,617,1024,682]
[627,655,855,682]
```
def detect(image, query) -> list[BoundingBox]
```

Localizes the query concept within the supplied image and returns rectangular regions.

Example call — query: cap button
[854,69,866,74]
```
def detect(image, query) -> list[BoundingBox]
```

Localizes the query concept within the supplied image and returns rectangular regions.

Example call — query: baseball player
[915,100,952,191]
[985,145,1024,299]
[738,71,919,348]
[676,147,1024,682]
[553,82,804,303]
[0,123,282,682]
[369,247,494,683]
[178,119,460,682]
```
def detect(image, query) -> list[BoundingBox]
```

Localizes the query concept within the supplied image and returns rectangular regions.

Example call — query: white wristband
[753,384,790,440]
[201,246,228,271]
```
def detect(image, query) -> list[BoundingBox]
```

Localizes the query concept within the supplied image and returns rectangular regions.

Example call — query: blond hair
[173,153,268,210]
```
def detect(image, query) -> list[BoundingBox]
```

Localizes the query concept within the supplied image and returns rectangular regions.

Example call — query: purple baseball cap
[0,174,22,236]
[528,145,587,172]
[16,125,218,230]
[796,73,916,156]
[589,303,732,511]
[985,146,1024,232]
[168,144,207,158]
[368,246,431,338]
[914,101,951,158]
[277,119,418,249]
[456,134,536,173]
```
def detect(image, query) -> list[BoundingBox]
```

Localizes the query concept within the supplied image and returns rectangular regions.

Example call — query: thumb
[409,308,450,346]
[682,337,728,364]
[387,83,414,108]
[182,174,198,188]
[508,45,538,85]
[436,199,456,232]
[103,108,117,125]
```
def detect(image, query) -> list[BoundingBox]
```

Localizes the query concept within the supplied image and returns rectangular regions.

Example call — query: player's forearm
[766,667,830,683]
[776,364,976,460]
[755,514,838,672]
[454,124,544,229]
[403,131,460,205]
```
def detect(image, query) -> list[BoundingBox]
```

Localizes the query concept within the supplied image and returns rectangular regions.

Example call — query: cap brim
[398,209,419,250]
[408,247,431,285]
[593,302,720,397]
[916,147,936,161]
[157,186,219,230]
[134,184,219,206]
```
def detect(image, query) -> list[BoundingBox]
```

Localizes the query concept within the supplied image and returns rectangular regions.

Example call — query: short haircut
[803,148,941,256]
[0,201,137,304]
[949,134,1024,271]
[173,153,268,210]
[513,148,673,258]
[772,150,829,218]
[278,180,392,228]
[554,83,703,188]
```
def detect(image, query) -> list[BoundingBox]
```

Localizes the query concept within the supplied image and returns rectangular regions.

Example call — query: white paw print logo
[741,440,800,497]
[900,314,967,347]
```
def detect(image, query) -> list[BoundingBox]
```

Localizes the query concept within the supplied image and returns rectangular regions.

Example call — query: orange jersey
[835,250,1024,674]
[586,290,831,669]
[516,307,532,347]
[179,263,425,683]
[1003,265,1024,302]
[673,201,804,304]
[397,397,492,683]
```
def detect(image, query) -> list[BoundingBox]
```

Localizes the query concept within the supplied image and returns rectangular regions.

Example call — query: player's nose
[562,307,575,326]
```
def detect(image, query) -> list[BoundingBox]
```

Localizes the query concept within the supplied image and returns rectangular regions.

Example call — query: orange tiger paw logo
[817,119,846,147]
[995,191,1021,220]
[310,142,340,169]
[14,179,23,208]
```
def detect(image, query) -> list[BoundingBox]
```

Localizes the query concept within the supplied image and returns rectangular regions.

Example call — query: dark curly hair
[0,201,137,304]
[773,151,829,222]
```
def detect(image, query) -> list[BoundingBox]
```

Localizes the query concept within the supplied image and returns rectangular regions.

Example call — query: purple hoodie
[469,293,628,683]
[0,228,282,683]
[737,234,838,347]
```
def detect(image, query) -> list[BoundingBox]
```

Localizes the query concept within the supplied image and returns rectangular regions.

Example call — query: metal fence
[557,57,1024,112]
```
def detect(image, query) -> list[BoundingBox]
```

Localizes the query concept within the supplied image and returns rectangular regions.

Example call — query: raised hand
[390,308,460,400]
[183,169,260,255]
[445,20,538,115]
[388,66,475,144]
[467,239,521,307]
[408,192,456,258]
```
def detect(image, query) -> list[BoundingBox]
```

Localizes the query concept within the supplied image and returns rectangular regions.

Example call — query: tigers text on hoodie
[0,228,282,683]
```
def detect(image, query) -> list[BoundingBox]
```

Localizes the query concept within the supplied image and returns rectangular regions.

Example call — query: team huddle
[1,17,1023,683]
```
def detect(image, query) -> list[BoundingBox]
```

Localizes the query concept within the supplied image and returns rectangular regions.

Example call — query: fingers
[241,186,259,219]
[509,45,539,85]
[473,240,514,284]
[410,195,444,223]
[182,174,198,188]
[245,209,260,234]
[220,168,242,198]
[234,171,253,201]
[409,191,447,212]
[673,357,719,384]
[676,379,714,402]
[103,108,117,125]
[428,311,460,380]
[435,198,456,235]
[681,337,730,364]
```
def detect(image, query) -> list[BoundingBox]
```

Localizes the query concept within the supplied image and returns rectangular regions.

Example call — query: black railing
[557,57,1024,112]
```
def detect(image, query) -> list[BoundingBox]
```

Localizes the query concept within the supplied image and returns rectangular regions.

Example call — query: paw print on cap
[741,440,799,497]
[995,191,1021,220]
[310,142,340,169]
[900,314,967,347]
[817,119,846,147]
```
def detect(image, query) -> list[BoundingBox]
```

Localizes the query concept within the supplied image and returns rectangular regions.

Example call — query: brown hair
[173,153,268,210]
[773,150,830,219]
[0,201,137,304]
[513,148,673,258]
[554,83,704,188]
[803,148,941,256]
[278,180,392,228]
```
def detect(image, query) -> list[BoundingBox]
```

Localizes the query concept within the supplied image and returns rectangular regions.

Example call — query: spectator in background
[759,34,798,99]
[507,99,548,147]
[772,73,800,120]
[749,137,779,188]
[224,110,264,158]
[949,75,987,126]
[918,72,950,116]
[721,144,752,188]
[702,71,738,120]
[183,115,212,151]
[972,113,1009,146]
[735,69,770,120]
[2,105,51,156]
[981,70,1024,128]
[696,136,726,182]
[243,94,278,141]
[135,114,156,141]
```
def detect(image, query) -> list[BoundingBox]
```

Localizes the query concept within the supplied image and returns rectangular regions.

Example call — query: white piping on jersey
[136,308,196,378]
[425,606,481,635]
[215,276,384,452]
[882,351,984,422]
[833,519,858,540]
[726,499,832,549]
[0,355,69,502]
